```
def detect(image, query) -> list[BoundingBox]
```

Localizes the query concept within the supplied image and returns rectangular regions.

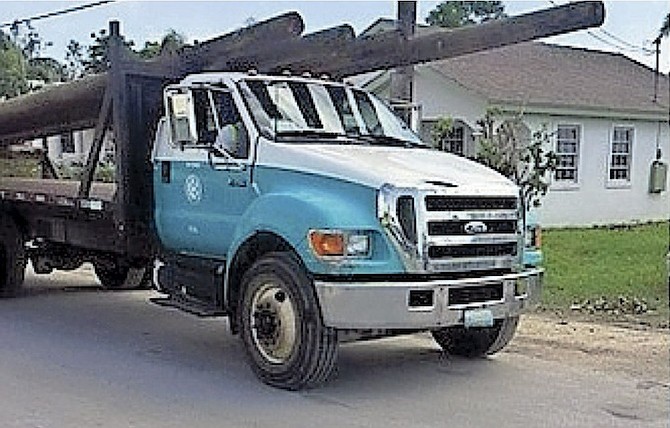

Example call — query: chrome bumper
[314,268,543,329]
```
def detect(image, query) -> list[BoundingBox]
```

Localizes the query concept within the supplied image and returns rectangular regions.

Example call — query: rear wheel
[239,252,338,390]
[94,259,151,290]
[432,316,519,357]
[0,216,27,298]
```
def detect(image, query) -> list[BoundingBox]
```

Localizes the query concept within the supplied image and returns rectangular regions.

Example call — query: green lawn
[0,157,40,178]
[541,222,669,316]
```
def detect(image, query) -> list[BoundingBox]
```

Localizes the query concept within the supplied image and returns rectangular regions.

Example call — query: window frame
[421,118,467,156]
[553,123,581,189]
[606,124,634,188]
[441,125,465,156]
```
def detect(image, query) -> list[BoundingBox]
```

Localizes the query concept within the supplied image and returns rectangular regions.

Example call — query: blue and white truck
[6,8,611,388]
[1,69,543,389]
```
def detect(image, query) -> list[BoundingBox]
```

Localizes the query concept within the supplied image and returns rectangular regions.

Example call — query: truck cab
[150,72,543,389]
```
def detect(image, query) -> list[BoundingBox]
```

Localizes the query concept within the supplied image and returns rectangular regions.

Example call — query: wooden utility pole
[390,1,417,125]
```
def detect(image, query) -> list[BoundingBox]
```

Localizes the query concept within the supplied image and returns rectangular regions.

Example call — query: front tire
[432,316,519,357]
[0,216,27,298]
[239,252,338,390]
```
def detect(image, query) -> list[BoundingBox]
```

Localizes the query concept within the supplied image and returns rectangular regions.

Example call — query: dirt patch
[508,313,670,384]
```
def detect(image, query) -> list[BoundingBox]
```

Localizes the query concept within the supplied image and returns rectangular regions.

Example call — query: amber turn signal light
[309,231,345,256]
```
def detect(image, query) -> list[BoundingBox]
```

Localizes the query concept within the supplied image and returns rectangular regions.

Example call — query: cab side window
[192,88,250,159]
[192,90,214,144]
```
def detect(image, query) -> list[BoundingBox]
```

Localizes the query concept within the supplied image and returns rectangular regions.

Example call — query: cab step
[150,296,226,318]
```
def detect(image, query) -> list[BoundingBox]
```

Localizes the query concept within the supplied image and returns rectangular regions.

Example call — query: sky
[0,0,668,73]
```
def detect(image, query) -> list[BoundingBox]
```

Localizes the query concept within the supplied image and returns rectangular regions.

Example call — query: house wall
[523,114,670,227]
[414,66,487,129]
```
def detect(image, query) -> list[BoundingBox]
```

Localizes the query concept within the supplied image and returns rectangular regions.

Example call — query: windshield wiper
[276,130,343,139]
[346,133,426,148]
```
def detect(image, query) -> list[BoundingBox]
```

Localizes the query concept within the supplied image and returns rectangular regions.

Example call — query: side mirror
[214,123,248,159]
[166,91,197,147]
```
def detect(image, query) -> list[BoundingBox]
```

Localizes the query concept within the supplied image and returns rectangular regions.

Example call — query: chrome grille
[377,185,521,274]
[428,243,517,259]
[427,220,517,236]
[422,195,519,272]
[425,196,517,211]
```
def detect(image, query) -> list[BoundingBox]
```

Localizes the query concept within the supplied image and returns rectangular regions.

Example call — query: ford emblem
[464,221,488,234]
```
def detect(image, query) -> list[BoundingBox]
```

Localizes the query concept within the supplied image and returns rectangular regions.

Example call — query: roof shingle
[427,42,669,114]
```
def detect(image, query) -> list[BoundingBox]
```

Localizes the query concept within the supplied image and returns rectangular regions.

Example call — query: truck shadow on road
[7,274,505,399]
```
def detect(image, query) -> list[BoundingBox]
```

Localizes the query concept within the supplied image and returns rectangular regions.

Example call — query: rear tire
[432,316,519,357]
[0,216,27,298]
[94,259,151,290]
[239,252,338,390]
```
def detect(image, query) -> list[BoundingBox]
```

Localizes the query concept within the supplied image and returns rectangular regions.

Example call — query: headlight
[309,230,371,258]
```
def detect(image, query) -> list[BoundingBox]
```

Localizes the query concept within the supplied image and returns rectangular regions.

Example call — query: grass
[541,222,669,317]
[1,157,116,182]
[0,158,40,178]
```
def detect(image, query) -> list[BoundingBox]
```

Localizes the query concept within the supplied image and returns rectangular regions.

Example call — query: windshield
[239,78,424,147]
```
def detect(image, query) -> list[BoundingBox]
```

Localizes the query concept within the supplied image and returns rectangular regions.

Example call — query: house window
[421,119,468,156]
[555,125,580,183]
[440,126,464,155]
[609,126,633,181]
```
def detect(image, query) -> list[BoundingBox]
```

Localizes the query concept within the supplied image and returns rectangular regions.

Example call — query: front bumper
[314,268,543,329]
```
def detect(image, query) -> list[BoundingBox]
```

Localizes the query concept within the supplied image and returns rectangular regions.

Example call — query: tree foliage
[474,108,556,208]
[27,57,64,83]
[8,20,51,60]
[82,28,186,73]
[426,1,506,28]
[64,39,84,80]
[0,19,188,98]
[660,13,670,38]
[82,29,135,74]
[0,30,28,98]
[430,117,454,148]
[137,29,186,59]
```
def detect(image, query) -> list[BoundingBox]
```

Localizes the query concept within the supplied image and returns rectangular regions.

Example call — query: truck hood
[256,142,518,196]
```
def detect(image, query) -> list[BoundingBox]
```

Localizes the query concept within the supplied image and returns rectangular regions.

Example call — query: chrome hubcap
[250,282,297,364]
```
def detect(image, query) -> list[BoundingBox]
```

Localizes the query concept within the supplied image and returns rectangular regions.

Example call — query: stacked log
[0,1,604,144]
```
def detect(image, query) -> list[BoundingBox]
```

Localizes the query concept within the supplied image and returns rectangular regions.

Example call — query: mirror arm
[207,144,245,170]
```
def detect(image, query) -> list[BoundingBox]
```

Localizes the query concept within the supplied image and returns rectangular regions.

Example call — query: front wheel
[432,316,519,357]
[239,252,338,390]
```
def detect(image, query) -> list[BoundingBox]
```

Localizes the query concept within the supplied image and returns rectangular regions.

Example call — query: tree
[431,117,454,149]
[27,57,64,83]
[426,1,506,28]
[8,20,51,60]
[83,29,134,74]
[660,13,670,38]
[474,108,556,209]
[64,40,84,80]
[83,29,185,73]
[0,30,28,98]
[137,29,186,59]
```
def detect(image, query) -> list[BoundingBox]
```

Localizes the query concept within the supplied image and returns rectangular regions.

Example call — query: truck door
[153,85,256,258]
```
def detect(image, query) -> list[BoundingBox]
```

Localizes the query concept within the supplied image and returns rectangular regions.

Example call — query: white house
[354,35,669,227]
[28,128,115,167]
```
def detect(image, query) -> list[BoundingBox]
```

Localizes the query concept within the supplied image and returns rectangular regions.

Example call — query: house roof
[427,42,669,115]
[358,18,669,116]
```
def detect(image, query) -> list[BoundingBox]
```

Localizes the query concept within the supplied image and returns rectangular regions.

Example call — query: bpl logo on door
[184,174,203,204]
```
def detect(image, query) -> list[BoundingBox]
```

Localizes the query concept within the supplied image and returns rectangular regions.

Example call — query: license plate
[464,308,494,328]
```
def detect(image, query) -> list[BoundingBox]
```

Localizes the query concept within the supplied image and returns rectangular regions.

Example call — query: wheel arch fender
[224,230,300,334]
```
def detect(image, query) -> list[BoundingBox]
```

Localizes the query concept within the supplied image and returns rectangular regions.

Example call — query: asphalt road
[0,267,667,428]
